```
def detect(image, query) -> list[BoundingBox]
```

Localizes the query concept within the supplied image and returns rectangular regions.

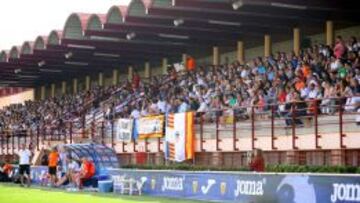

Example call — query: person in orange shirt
[294,77,305,91]
[0,162,13,182]
[48,148,59,186]
[302,62,312,78]
[186,56,196,71]
[75,157,95,189]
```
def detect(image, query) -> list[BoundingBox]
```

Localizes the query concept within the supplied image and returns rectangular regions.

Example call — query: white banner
[115,119,133,142]
[165,112,194,162]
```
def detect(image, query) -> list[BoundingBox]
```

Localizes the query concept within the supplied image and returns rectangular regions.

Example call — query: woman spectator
[334,35,346,59]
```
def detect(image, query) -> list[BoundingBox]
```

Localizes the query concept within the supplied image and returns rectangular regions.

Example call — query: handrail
[0,96,359,155]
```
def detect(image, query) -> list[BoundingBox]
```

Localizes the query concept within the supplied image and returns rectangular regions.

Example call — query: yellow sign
[151,179,156,190]
[220,182,227,195]
[192,181,198,193]
[137,115,165,139]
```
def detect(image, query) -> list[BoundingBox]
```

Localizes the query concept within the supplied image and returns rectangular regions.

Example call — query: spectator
[0,161,13,182]
[75,157,95,190]
[334,36,346,59]
[249,149,265,172]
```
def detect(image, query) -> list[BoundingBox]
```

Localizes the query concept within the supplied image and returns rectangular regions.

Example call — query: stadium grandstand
[0,0,360,202]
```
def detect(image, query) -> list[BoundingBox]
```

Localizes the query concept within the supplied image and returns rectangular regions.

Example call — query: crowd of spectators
[1,35,360,135]
[0,85,118,133]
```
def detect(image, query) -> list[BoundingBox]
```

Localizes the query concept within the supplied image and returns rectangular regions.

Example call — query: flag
[165,112,195,162]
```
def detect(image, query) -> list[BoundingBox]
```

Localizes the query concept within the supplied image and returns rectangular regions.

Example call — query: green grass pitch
[0,184,208,203]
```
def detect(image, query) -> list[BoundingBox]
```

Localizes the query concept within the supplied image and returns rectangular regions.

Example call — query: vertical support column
[237,41,244,64]
[264,34,272,57]
[293,27,300,56]
[182,53,187,66]
[128,66,133,81]
[213,46,220,66]
[98,72,103,87]
[112,69,118,85]
[85,75,90,91]
[162,58,168,74]
[73,78,78,94]
[144,62,151,79]
[61,81,66,95]
[50,83,55,98]
[331,149,346,166]
[326,20,334,46]
[40,86,46,100]
[285,151,300,165]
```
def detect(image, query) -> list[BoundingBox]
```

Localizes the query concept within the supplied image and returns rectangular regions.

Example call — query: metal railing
[0,97,359,155]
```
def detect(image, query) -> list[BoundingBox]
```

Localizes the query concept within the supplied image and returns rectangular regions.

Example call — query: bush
[121,164,359,174]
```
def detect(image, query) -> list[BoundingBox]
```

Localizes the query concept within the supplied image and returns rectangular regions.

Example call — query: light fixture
[94,52,120,58]
[38,60,46,67]
[18,75,39,79]
[232,0,244,10]
[90,36,120,41]
[67,44,95,50]
[158,33,189,40]
[65,61,88,66]
[208,20,242,26]
[173,18,184,27]
[14,68,22,74]
[126,32,136,40]
[39,69,62,73]
[65,52,73,59]
[270,2,307,10]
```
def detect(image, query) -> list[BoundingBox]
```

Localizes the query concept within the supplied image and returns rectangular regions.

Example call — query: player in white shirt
[17,144,32,187]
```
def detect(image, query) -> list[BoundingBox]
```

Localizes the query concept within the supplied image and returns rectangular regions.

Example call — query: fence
[1,97,359,166]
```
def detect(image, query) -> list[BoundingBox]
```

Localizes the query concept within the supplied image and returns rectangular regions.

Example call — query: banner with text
[109,169,360,203]
[114,119,133,142]
[134,115,165,139]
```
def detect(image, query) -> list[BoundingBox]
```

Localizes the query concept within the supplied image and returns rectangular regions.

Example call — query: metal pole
[216,110,221,151]
[199,112,204,152]
[1,132,3,155]
[24,130,27,147]
[251,106,256,150]
[133,140,138,153]
[271,105,277,150]
[111,119,115,148]
[233,109,238,151]
[339,103,346,148]
[314,100,321,149]
[145,138,149,153]
[6,132,9,155]
[91,121,95,140]
[36,126,40,150]
[69,122,73,144]
[101,121,105,145]
[291,103,298,149]
[82,115,85,138]
[12,131,15,155]
[157,137,162,152]
[17,131,20,150]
